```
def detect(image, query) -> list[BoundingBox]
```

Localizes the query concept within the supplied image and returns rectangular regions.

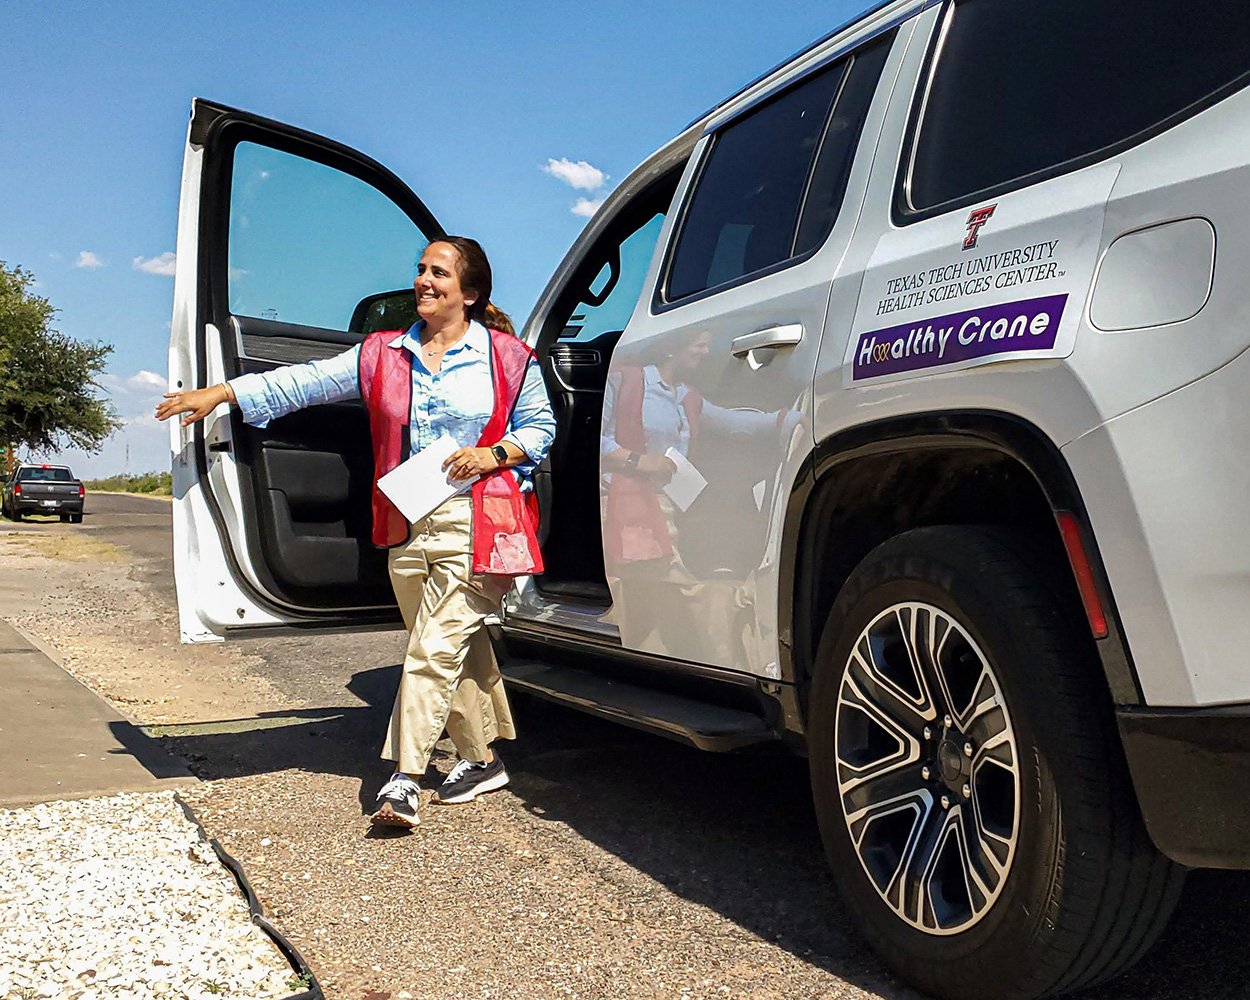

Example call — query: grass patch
[8,533,125,562]
[83,471,172,496]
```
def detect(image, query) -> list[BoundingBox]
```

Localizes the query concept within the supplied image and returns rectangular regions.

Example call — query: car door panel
[170,99,442,640]
[600,27,905,677]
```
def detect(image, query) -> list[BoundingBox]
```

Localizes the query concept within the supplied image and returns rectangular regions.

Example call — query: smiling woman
[157,233,555,830]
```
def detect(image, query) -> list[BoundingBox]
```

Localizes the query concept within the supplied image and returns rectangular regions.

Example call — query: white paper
[376,434,478,525]
[662,447,707,512]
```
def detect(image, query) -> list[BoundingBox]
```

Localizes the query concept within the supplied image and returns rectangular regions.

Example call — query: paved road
[24,492,1250,999]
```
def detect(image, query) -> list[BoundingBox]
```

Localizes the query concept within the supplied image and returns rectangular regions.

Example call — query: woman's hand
[443,446,501,481]
[156,384,235,426]
[636,453,678,483]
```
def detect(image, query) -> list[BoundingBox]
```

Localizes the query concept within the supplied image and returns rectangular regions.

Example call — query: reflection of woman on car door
[601,329,793,664]
[156,237,555,830]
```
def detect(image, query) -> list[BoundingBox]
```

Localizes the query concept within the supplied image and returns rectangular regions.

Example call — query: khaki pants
[381,496,516,775]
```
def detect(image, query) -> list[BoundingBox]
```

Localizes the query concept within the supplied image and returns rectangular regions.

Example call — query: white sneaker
[370,772,420,827]
[433,755,510,804]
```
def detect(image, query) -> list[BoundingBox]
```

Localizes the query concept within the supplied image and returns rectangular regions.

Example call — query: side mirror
[349,288,419,335]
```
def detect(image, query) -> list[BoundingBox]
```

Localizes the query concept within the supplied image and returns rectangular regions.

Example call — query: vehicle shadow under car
[152,662,1250,1000]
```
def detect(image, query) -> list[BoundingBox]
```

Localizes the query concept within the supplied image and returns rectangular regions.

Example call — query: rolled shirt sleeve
[227,344,362,428]
[501,360,556,478]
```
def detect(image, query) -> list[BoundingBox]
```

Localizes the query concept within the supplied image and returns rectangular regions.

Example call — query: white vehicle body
[169,2,1250,995]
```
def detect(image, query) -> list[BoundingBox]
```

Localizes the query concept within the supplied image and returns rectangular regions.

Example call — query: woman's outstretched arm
[156,343,362,427]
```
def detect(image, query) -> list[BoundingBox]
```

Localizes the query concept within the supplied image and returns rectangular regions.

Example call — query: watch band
[491,444,509,466]
[625,450,640,469]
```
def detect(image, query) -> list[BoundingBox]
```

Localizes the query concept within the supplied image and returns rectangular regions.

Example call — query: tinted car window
[909,0,1250,212]
[794,35,892,256]
[228,142,425,330]
[19,468,72,482]
[666,61,848,302]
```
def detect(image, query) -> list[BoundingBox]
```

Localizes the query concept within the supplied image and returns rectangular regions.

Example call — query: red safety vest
[358,327,544,576]
[603,365,702,564]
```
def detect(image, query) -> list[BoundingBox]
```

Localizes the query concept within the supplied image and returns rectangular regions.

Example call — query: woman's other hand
[155,384,235,426]
[443,446,500,481]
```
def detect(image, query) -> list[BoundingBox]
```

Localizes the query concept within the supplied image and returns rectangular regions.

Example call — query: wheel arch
[779,410,1142,730]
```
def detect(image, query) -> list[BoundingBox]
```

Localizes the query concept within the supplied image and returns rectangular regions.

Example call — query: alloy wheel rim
[835,602,1020,935]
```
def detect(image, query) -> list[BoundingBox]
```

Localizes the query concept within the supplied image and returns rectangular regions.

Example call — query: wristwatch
[624,451,640,469]
[491,444,509,466]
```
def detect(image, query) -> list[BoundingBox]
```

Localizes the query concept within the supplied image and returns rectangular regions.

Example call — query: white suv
[168,2,1250,997]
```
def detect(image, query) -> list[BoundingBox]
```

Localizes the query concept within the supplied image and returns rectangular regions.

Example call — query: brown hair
[432,235,515,335]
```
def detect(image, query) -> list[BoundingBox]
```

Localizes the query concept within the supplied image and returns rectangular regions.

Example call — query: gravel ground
[0,791,298,1000]
[9,496,1250,1000]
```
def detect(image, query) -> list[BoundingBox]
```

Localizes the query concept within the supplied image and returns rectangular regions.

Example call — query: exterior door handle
[731,323,804,357]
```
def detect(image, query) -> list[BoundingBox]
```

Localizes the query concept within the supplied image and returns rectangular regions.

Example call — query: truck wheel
[70,514,82,524]
[808,526,1184,1000]
[11,509,21,522]
[59,513,69,523]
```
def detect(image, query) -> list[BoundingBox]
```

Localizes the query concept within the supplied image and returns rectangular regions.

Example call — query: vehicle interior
[528,167,685,605]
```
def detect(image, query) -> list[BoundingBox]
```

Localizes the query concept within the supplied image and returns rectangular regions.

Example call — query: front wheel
[808,526,1183,1000]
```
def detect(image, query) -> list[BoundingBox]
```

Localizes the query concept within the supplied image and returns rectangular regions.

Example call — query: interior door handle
[731,324,804,357]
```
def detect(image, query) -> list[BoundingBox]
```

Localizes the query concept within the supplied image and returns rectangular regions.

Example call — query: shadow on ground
[150,663,1250,1000]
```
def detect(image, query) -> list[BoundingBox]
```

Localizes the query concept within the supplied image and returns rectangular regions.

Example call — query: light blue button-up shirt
[228,321,555,484]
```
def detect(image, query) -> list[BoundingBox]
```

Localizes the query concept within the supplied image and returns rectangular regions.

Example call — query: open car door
[169,99,442,642]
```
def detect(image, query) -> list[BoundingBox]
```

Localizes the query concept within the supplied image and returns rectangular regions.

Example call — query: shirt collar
[391,320,489,355]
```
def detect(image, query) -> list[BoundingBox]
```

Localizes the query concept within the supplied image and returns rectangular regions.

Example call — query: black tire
[59,513,69,523]
[808,526,1184,1000]
[11,508,21,522]
[71,513,82,524]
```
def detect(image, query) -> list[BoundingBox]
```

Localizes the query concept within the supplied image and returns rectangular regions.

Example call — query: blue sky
[0,0,862,476]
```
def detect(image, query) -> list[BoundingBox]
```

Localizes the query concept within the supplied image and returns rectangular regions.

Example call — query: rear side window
[907,0,1250,214]
[666,64,847,303]
[665,33,893,304]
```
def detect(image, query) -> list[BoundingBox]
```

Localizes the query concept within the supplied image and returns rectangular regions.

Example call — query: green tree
[0,261,119,462]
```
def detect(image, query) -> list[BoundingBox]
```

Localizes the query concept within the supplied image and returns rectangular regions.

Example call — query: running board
[500,660,778,752]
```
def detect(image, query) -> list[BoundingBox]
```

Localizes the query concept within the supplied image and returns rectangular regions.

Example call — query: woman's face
[414,242,476,326]
[672,331,712,380]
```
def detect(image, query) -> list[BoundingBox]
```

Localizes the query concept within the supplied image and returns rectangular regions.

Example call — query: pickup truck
[2,464,85,522]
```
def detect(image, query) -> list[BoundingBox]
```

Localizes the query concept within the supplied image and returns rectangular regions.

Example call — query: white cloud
[75,251,104,270]
[96,369,168,415]
[48,251,63,261]
[38,368,170,478]
[542,157,607,191]
[133,251,177,276]
[572,197,606,218]
[44,414,170,480]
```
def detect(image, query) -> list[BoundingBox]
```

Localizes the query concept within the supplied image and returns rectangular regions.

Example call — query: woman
[157,237,555,829]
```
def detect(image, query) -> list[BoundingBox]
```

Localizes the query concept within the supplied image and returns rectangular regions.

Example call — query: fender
[779,409,1142,709]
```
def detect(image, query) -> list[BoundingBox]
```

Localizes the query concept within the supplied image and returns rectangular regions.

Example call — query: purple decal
[852,293,1067,381]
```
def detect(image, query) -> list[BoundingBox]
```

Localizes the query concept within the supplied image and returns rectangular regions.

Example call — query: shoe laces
[378,772,419,801]
[445,758,484,783]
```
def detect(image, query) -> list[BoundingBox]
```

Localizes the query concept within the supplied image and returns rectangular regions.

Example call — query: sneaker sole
[433,771,510,805]
[370,801,419,828]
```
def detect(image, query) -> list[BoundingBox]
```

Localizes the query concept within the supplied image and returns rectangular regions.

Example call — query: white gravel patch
[0,791,301,1000]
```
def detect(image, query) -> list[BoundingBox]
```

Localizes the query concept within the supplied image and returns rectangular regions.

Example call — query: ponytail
[483,302,515,337]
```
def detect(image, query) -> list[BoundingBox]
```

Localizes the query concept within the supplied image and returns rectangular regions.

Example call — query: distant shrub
[82,471,173,496]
